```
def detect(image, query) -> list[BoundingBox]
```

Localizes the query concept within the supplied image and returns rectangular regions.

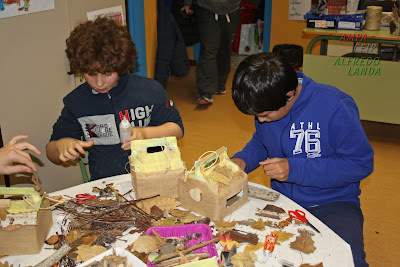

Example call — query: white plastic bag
[238,20,264,55]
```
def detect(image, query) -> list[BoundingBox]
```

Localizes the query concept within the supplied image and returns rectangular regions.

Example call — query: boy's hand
[121,128,144,151]
[56,138,94,162]
[0,135,41,175]
[259,158,289,182]
[231,158,246,171]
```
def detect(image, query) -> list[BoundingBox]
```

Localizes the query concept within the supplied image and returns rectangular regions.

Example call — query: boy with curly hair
[46,18,184,180]
[230,53,373,267]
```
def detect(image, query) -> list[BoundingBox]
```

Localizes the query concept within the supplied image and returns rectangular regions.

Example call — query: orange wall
[144,0,157,78]
[270,1,320,54]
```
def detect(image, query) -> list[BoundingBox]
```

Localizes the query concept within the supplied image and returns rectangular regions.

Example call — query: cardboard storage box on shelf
[306,12,336,29]
[178,147,248,221]
[130,136,185,199]
[336,12,365,30]
[0,188,53,255]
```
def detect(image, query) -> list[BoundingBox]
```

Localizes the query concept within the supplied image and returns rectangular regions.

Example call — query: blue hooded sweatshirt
[233,72,374,208]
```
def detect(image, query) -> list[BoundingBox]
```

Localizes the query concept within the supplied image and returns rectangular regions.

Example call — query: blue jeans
[307,202,368,267]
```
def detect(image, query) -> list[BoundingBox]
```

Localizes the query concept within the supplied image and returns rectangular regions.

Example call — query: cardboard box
[336,12,365,30]
[178,171,248,221]
[0,198,53,255]
[130,137,185,199]
[306,12,336,29]
[131,168,184,199]
[311,0,347,15]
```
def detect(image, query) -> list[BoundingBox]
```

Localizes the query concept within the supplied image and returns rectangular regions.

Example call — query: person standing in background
[182,0,240,105]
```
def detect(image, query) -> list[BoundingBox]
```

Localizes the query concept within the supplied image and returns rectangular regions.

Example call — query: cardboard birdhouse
[178,147,248,221]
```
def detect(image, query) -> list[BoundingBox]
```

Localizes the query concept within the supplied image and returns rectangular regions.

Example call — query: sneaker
[197,93,213,105]
[216,87,226,95]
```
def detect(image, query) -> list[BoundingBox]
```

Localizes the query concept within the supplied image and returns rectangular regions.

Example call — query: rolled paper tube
[365,6,383,31]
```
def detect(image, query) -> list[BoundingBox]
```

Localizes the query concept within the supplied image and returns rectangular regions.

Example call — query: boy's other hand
[231,158,246,171]
[259,158,289,182]
[121,128,144,151]
[56,138,94,162]
[0,135,41,175]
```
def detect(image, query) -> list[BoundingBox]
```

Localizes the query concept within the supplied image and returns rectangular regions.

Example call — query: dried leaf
[45,234,59,245]
[0,261,12,267]
[82,236,97,246]
[244,242,264,252]
[168,209,190,217]
[278,220,290,228]
[65,230,83,244]
[75,244,107,262]
[230,251,257,267]
[214,220,237,234]
[152,216,183,226]
[182,213,203,223]
[0,208,8,221]
[150,205,164,218]
[137,196,180,215]
[132,234,166,254]
[290,231,316,254]
[219,232,240,252]
[237,219,256,226]
[271,230,294,244]
[300,263,323,267]
[251,219,265,231]
[1,225,22,231]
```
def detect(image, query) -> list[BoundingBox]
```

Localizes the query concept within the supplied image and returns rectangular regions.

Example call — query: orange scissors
[289,209,321,234]
[75,193,97,204]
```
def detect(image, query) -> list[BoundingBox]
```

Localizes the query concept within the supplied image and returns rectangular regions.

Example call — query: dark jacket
[50,74,184,180]
[154,0,189,89]
[184,0,240,15]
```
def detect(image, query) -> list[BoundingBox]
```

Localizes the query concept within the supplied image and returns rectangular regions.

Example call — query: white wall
[0,0,84,192]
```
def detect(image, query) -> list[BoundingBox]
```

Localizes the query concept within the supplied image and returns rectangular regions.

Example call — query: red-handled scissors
[75,194,97,204]
[289,210,321,234]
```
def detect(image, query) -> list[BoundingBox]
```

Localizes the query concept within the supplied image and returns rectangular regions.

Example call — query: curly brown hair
[65,17,138,76]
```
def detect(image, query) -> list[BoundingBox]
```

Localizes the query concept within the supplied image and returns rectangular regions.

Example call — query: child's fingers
[7,135,29,145]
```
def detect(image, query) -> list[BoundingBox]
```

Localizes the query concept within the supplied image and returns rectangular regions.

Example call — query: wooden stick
[33,244,71,267]
[153,237,219,264]
[158,253,210,267]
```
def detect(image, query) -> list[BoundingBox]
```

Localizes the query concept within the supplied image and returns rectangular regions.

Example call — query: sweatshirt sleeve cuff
[287,158,302,184]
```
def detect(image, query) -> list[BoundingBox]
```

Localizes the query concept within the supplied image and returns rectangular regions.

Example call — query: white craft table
[1,174,354,266]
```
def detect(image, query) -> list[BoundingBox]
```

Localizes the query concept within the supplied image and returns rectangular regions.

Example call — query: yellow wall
[270,1,320,54]
[144,0,157,78]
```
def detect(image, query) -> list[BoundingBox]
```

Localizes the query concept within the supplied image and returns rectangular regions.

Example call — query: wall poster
[86,6,125,25]
[289,0,311,21]
[0,0,55,20]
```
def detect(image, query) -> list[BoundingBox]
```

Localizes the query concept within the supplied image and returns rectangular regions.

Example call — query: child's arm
[121,122,183,150]
[46,138,94,164]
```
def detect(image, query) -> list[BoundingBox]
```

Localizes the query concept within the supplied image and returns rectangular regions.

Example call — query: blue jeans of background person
[195,6,240,95]
[307,202,368,267]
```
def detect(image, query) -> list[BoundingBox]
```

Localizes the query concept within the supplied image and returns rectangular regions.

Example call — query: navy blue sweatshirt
[50,74,184,180]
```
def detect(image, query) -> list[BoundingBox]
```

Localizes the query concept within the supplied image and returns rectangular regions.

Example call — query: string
[184,150,220,182]
[365,6,383,31]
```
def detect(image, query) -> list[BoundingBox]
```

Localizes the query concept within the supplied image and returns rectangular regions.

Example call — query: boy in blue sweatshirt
[231,53,373,267]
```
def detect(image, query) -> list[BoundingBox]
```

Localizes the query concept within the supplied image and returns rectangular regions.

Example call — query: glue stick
[262,234,277,263]
[119,116,132,144]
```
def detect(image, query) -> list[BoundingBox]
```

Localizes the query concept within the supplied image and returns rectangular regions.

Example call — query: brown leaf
[132,234,166,254]
[230,251,257,267]
[1,225,22,231]
[182,213,203,223]
[45,234,59,245]
[136,196,180,215]
[82,236,97,246]
[65,230,83,244]
[214,220,237,234]
[251,219,265,231]
[0,208,8,221]
[150,205,164,218]
[169,209,190,217]
[0,261,12,267]
[75,244,107,262]
[300,263,323,267]
[244,242,264,252]
[271,230,294,244]
[278,220,290,228]
[290,231,316,254]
